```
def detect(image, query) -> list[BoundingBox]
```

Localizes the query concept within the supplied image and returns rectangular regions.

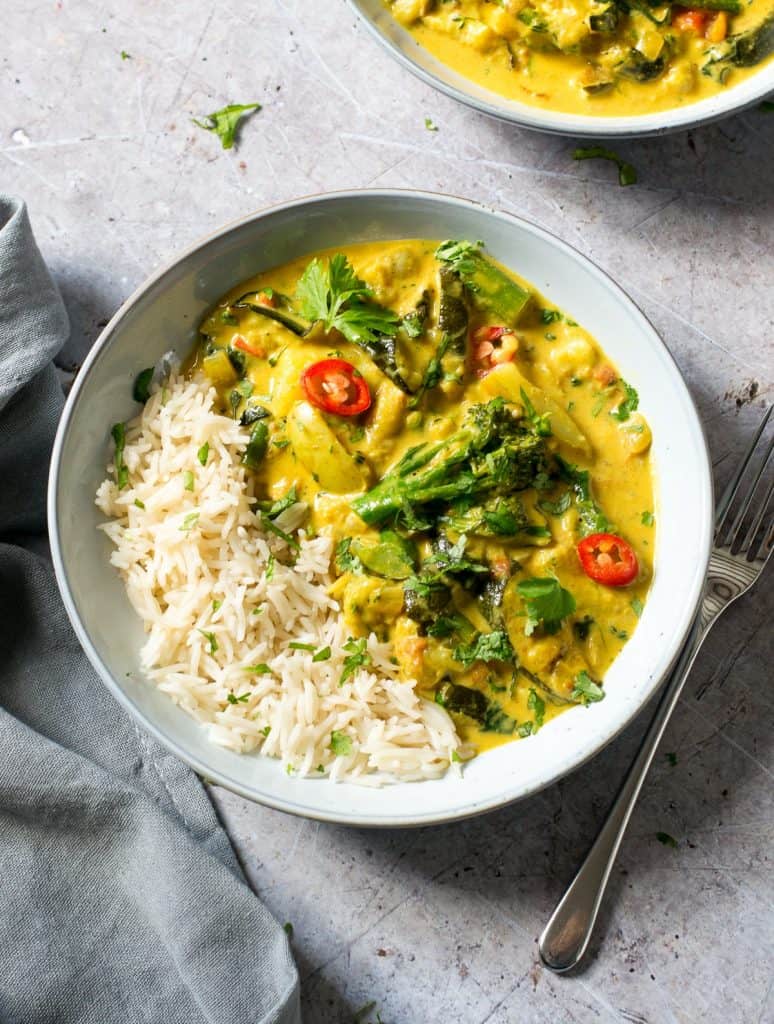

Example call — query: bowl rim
[347,0,774,138]
[48,187,713,827]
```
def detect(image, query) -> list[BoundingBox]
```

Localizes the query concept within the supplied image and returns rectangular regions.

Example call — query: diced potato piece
[365,381,408,453]
[620,413,653,455]
[485,7,522,38]
[462,19,501,52]
[547,336,596,379]
[286,401,370,494]
[637,29,665,62]
[480,362,592,455]
[202,349,237,386]
[388,0,434,25]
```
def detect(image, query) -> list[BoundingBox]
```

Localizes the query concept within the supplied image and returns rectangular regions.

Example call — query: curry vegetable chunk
[383,0,774,117]
[194,239,654,754]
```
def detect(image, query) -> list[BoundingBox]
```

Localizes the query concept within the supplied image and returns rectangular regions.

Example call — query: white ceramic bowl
[49,190,712,826]
[349,0,774,137]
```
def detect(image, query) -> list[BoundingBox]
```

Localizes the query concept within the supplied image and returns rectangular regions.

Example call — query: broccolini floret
[351,398,546,528]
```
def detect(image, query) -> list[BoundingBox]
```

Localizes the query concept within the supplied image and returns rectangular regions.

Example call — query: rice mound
[95,372,460,783]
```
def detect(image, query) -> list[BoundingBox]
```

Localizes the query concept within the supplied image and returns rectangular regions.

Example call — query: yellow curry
[384,0,774,116]
[193,239,654,753]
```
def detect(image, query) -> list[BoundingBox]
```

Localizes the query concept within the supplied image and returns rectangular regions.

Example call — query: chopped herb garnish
[656,831,678,848]
[571,670,605,705]
[227,691,250,705]
[631,596,644,618]
[340,636,371,686]
[611,380,639,422]
[610,625,628,640]
[666,751,678,766]
[260,725,271,737]
[516,577,576,636]
[180,511,200,531]
[133,498,145,510]
[289,642,315,652]
[197,442,210,466]
[538,492,572,516]
[330,730,353,756]
[183,470,195,492]
[192,102,262,150]
[259,486,299,520]
[268,345,286,368]
[265,553,275,580]
[573,615,594,641]
[245,663,272,675]
[312,646,332,662]
[132,367,154,403]
[573,146,637,187]
[454,630,514,668]
[111,423,129,490]
[517,721,534,738]
[283,922,294,938]
[527,688,545,731]
[520,386,552,436]
[198,629,218,654]
[261,514,300,550]
[212,599,222,612]
[335,537,364,574]
[451,750,461,763]
[541,309,562,324]
[641,510,655,527]
[424,116,438,131]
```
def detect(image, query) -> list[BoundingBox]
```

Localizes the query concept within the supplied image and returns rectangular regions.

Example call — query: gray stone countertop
[4,1,773,1021]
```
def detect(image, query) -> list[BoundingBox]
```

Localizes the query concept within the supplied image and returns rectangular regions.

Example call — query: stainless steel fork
[539,406,773,973]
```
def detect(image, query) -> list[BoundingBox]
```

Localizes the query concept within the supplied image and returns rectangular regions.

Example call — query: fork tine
[745,475,774,562]
[715,406,772,536]
[725,432,774,550]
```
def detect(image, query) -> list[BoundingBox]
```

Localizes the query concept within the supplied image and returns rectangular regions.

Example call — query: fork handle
[538,618,706,972]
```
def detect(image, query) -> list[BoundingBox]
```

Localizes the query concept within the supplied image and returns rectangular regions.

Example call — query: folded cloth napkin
[0,196,301,1024]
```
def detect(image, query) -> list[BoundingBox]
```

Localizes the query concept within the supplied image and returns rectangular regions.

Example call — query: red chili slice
[577,533,639,587]
[301,358,371,417]
[233,335,266,358]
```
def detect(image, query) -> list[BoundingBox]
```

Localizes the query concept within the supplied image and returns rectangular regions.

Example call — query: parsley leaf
[192,102,261,150]
[111,423,129,490]
[573,146,637,187]
[296,253,399,347]
[611,380,639,422]
[453,630,514,668]
[330,730,353,756]
[571,670,605,705]
[516,577,576,636]
[340,636,371,686]
[656,831,678,848]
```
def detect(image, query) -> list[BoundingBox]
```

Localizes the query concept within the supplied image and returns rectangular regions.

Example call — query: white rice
[95,371,462,783]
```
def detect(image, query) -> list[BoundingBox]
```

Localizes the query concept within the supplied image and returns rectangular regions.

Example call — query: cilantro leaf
[527,688,545,731]
[516,577,576,636]
[339,636,371,686]
[183,470,195,492]
[330,730,353,756]
[198,629,218,655]
[571,670,605,705]
[656,831,678,848]
[111,423,129,490]
[133,367,154,403]
[197,442,210,466]
[573,146,637,187]
[611,380,639,422]
[520,387,552,436]
[453,630,514,668]
[296,253,399,347]
[227,691,250,705]
[192,102,261,150]
[335,537,364,574]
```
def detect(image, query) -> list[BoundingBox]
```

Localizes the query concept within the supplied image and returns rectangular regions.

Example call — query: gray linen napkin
[0,196,301,1024]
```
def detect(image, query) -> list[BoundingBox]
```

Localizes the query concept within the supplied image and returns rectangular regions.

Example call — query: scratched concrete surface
[4,1,773,1021]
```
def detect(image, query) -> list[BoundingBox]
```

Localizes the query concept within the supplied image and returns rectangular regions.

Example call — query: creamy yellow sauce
[194,239,655,755]
[385,0,774,117]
